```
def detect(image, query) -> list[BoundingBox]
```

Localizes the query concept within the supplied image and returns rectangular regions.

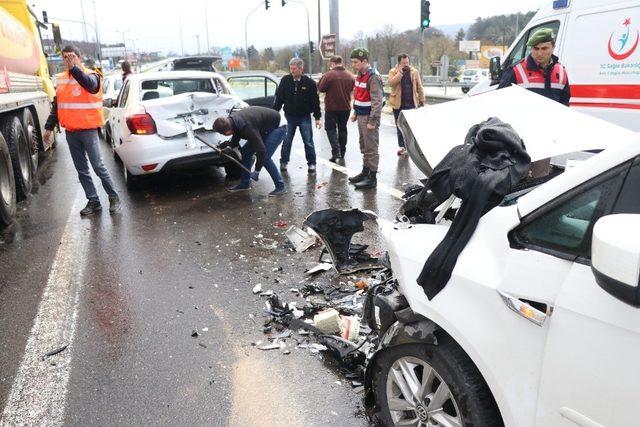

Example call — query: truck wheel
[0,132,17,225]
[371,340,503,427]
[21,108,39,174]
[2,116,33,200]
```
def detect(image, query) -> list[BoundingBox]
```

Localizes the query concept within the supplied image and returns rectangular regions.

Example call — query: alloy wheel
[386,356,462,427]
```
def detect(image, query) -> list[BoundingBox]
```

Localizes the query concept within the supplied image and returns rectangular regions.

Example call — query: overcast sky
[33,0,545,54]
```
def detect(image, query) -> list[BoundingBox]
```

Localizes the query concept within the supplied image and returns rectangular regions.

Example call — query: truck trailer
[0,0,55,226]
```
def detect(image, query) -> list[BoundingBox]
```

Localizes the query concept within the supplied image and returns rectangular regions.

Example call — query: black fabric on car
[416,117,531,299]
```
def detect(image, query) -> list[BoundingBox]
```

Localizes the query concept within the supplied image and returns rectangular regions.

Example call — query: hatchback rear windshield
[463,70,478,76]
[173,58,216,72]
[139,79,216,101]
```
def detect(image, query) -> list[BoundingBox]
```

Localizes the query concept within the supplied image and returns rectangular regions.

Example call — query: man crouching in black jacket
[274,58,322,174]
[214,106,288,196]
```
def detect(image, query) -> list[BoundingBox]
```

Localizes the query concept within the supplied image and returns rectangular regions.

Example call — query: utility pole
[79,0,89,42]
[179,13,184,55]
[329,0,339,55]
[204,0,210,54]
[91,0,102,62]
[316,0,321,73]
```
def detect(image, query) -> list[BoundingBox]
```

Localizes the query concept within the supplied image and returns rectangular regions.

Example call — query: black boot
[348,166,368,184]
[80,200,102,216]
[354,169,377,189]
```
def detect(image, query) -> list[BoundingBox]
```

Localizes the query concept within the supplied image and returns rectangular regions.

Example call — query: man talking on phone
[43,45,120,216]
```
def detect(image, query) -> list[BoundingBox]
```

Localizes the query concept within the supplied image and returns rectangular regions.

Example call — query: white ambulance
[469,0,640,132]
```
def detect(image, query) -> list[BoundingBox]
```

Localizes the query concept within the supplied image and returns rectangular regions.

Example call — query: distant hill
[435,23,471,38]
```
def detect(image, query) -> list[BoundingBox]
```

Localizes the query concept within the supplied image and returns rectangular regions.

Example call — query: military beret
[350,47,369,60]
[527,28,555,47]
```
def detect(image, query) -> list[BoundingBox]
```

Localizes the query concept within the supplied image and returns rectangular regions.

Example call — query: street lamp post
[244,1,265,70]
[287,0,312,74]
[204,0,210,54]
[49,17,102,62]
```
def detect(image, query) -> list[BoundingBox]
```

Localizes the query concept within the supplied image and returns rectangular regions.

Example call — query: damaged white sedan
[105,71,249,188]
[318,87,640,426]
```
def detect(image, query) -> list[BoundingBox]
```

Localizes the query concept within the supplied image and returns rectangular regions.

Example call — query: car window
[114,78,123,91]
[504,21,560,68]
[118,81,130,107]
[612,159,640,214]
[514,167,627,260]
[138,78,216,101]
[227,77,271,100]
[462,70,476,76]
[266,79,277,97]
[103,77,111,92]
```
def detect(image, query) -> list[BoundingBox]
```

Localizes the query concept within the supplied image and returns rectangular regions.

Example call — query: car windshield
[463,70,477,76]
[139,78,216,101]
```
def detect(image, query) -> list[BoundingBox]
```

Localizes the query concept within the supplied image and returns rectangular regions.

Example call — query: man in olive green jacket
[388,54,425,156]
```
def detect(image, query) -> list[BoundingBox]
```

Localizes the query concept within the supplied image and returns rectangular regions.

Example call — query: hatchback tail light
[126,113,157,135]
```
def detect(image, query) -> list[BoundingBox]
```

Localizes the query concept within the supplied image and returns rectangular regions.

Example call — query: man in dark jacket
[213,106,287,196]
[318,56,355,162]
[273,58,321,174]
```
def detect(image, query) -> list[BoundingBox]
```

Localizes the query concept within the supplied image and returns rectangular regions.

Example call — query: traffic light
[265,0,270,10]
[42,10,48,24]
[421,0,431,29]
[309,41,315,53]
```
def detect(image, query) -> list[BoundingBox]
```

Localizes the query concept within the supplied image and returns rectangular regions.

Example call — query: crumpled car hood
[141,92,244,138]
[398,85,638,176]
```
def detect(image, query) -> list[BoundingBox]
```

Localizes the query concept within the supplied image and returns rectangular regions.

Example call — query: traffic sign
[430,60,442,67]
[319,33,336,60]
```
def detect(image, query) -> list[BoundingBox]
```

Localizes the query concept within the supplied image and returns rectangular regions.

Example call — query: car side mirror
[489,57,502,82]
[591,214,640,308]
[103,98,114,108]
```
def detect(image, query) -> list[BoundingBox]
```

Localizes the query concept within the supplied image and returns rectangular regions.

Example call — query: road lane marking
[1,192,86,426]
[294,149,405,200]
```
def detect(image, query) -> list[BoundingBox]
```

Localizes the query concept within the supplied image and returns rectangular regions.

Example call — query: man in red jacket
[318,56,355,162]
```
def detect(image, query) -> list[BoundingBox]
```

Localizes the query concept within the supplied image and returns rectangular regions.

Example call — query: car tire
[21,108,39,173]
[461,87,470,94]
[0,132,17,226]
[371,340,503,427]
[2,116,33,200]
[224,163,242,180]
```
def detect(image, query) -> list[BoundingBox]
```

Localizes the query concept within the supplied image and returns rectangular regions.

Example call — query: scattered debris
[191,330,200,338]
[43,344,68,358]
[259,238,278,250]
[304,262,333,275]
[285,226,317,253]
[198,343,208,349]
[258,343,281,351]
[305,209,385,274]
[252,283,263,294]
[314,309,341,334]
[274,220,288,228]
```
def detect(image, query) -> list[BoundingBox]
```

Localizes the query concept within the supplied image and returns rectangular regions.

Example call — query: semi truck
[0,0,55,226]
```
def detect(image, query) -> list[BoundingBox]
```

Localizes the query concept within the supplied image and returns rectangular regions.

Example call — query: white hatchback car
[106,71,248,188]
[361,86,640,426]
[460,68,489,94]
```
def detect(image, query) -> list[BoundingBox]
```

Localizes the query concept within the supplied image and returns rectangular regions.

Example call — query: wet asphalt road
[0,115,424,426]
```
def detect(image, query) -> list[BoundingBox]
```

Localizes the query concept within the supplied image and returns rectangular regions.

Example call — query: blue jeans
[66,129,117,202]
[239,125,286,189]
[280,114,316,165]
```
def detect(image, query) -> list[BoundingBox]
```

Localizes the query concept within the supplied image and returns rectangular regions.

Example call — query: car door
[505,159,640,425]
[111,79,131,147]
[532,158,640,427]
[226,75,278,107]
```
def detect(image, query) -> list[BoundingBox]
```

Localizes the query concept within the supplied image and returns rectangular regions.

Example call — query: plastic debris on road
[285,225,317,253]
